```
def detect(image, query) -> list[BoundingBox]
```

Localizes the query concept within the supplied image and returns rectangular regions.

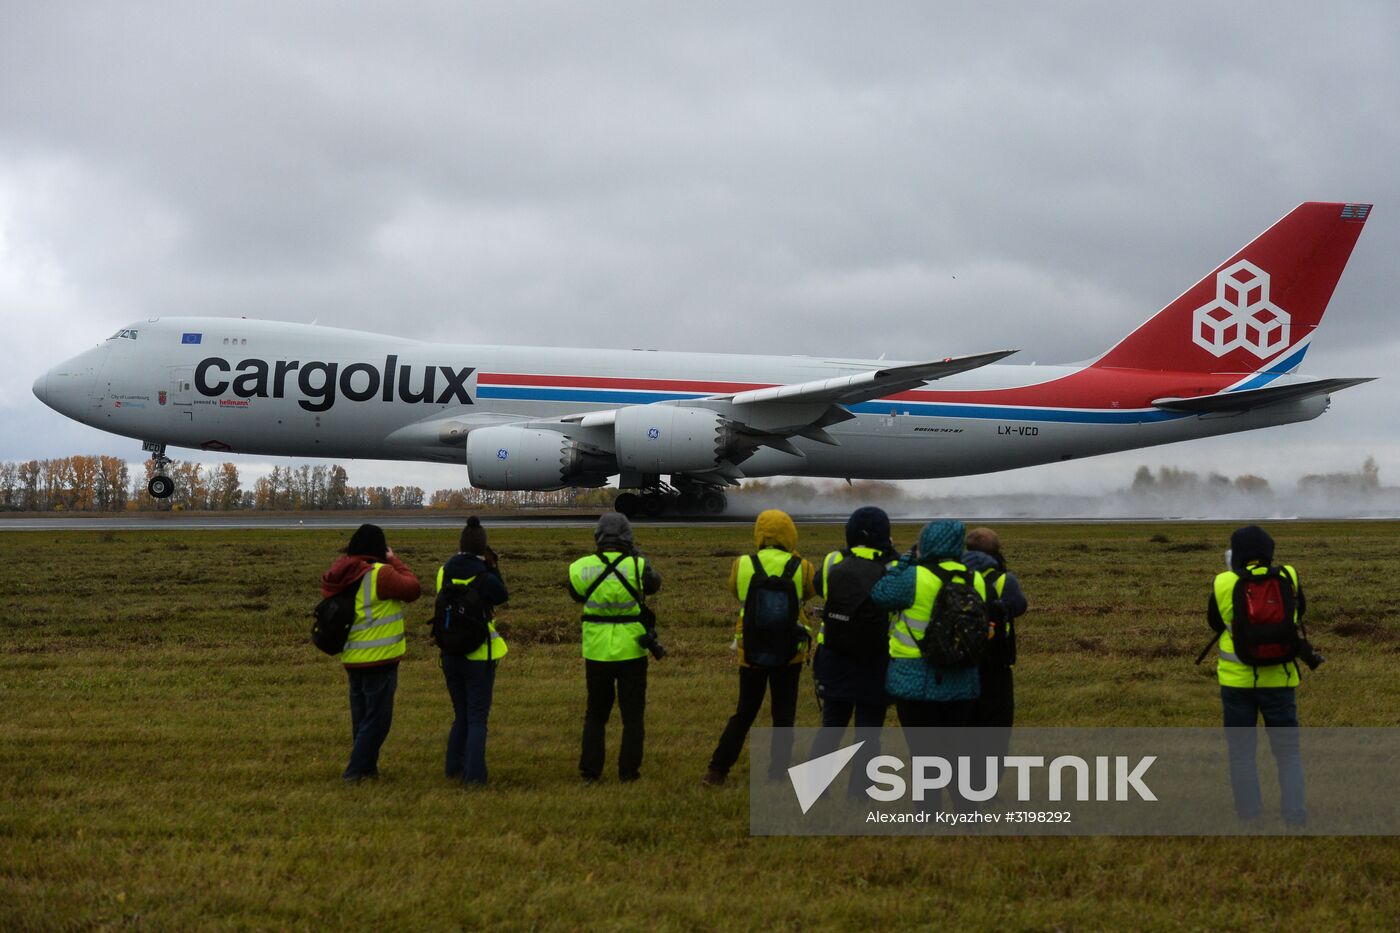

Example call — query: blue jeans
[443,655,497,785]
[1221,686,1306,825]
[345,664,398,781]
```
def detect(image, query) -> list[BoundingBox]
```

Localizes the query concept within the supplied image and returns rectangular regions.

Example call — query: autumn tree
[212,463,242,510]
[326,465,349,509]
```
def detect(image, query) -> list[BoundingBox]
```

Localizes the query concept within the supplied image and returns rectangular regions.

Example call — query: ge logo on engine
[497,449,509,460]
[647,427,660,440]
[1191,260,1291,358]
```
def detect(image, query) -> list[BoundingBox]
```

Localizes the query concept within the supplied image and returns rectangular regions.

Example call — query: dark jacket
[438,552,509,611]
[962,549,1027,669]
[960,550,1028,619]
[813,546,894,706]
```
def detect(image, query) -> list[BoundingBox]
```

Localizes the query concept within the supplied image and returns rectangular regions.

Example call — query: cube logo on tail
[1191,261,1291,358]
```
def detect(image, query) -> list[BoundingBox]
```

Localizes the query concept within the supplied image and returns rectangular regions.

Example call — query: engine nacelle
[466,425,610,490]
[614,405,733,475]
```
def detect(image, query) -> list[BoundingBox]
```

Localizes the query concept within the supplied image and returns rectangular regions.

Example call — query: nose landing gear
[142,441,175,499]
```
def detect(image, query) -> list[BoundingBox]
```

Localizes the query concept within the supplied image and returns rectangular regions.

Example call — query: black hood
[1230,525,1275,571]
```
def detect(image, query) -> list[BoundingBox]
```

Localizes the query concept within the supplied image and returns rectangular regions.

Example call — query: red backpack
[1229,567,1299,665]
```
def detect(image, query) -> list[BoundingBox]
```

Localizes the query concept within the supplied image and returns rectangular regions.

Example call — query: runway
[0,513,767,531]
[2,512,1370,531]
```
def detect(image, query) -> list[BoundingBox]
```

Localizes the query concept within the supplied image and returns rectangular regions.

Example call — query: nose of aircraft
[32,371,49,406]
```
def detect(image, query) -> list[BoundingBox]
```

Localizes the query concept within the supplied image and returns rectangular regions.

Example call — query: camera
[637,629,668,661]
[1299,643,1325,671]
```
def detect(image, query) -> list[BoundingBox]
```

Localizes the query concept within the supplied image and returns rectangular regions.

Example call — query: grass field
[3,520,1400,930]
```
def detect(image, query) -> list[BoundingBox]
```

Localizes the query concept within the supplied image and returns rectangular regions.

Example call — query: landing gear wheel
[699,490,727,515]
[614,492,641,518]
[641,494,666,518]
[148,475,175,499]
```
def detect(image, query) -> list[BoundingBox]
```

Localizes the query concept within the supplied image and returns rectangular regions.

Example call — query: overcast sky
[2,1,1395,496]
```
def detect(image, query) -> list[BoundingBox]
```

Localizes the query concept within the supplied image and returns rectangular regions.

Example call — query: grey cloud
[1,1,1396,482]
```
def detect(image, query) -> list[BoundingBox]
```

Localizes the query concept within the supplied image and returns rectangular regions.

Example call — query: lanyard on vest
[581,553,646,623]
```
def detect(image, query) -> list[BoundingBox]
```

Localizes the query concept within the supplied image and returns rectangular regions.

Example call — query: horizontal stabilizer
[1152,377,1374,413]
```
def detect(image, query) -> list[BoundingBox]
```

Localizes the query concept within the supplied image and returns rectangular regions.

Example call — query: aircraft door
[171,367,195,418]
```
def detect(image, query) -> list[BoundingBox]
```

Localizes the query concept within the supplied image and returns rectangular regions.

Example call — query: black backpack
[431,580,492,657]
[311,590,358,656]
[916,564,989,669]
[980,568,1016,667]
[820,550,890,661]
[742,554,804,668]
[1230,567,1299,666]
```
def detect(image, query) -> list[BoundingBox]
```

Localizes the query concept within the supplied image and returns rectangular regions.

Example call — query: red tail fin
[1093,202,1370,373]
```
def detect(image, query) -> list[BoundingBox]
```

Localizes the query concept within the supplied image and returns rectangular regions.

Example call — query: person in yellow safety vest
[567,512,662,783]
[804,506,898,798]
[962,528,1028,747]
[1207,525,1319,827]
[435,517,510,787]
[870,519,986,727]
[319,523,422,783]
[702,509,814,787]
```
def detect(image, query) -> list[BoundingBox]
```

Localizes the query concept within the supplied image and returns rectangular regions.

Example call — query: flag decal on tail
[1341,204,1371,220]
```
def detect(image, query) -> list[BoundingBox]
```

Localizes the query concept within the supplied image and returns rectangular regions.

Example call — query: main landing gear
[143,441,175,499]
[614,481,728,519]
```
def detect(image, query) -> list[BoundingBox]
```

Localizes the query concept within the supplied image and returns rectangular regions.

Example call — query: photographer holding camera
[1204,524,1321,827]
[568,512,664,783]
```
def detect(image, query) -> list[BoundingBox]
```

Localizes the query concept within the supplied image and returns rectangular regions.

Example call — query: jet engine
[466,425,611,490]
[613,405,735,474]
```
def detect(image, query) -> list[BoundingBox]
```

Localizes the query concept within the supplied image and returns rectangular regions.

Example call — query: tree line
[0,457,619,512]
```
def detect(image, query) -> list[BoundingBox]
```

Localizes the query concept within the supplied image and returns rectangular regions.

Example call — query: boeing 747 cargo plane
[33,202,1374,516]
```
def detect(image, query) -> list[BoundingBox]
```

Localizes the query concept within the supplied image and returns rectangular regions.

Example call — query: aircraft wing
[1151,377,1374,414]
[711,350,1018,407]
[510,350,1018,471]
[533,350,1017,432]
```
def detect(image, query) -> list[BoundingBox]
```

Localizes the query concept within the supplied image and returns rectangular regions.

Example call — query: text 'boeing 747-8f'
[34,202,1375,516]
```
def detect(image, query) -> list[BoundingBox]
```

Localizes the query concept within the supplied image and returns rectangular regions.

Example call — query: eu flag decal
[181,333,202,345]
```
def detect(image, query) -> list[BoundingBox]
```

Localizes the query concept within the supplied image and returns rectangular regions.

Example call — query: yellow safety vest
[340,563,407,666]
[981,568,1013,657]
[435,566,508,661]
[888,561,987,660]
[735,548,810,663]
[1213,564,1302,688]
[569,552,648,662]
[816,546,891,645]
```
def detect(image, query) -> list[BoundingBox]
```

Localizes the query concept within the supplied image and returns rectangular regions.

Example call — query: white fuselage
[35,317,1326,481]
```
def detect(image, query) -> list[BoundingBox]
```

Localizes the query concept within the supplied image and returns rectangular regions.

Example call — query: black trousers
[970,664,1014,728]
[970,663,1015,764]
[708,664,802,778]
[809,698,888,798]
[895,698,975,810]
[580,657,648,780]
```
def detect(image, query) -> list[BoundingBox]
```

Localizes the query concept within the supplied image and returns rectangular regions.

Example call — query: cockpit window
[107,328,140,341]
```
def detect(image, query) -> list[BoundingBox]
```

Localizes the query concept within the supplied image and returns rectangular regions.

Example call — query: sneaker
[701,769,727,787]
